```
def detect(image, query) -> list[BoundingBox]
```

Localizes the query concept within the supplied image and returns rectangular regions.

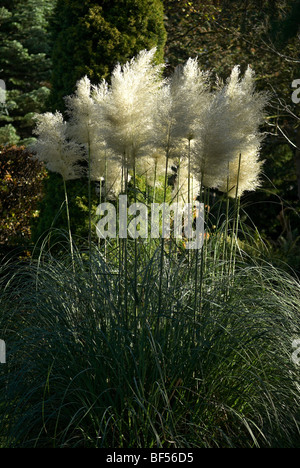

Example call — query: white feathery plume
[65,76,126,197]
[170,58,210,142]
[90,147,124,199]
[90,79,125,197]
[65,76,109,160]
[147,59,209,189]
[190,86,240,189]
[225,65,267,135]
[147,82,174,160]
[218,65,268,197]
[65,76,97,146]
[170,59,209,204]
[103,161,124,199]
[30,111,83,181]
[219,141,264,198]
[100,48,164,170]
[191,65,268,194]
[91,78,110,139]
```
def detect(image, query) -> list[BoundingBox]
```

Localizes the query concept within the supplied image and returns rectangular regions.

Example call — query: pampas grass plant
[2,50,299,449]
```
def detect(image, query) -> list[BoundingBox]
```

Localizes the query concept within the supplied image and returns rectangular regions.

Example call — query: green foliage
[0,0,54,145]
[31,173,101,246]
[0,125,20,146]
[0,146,47,254]
[49,0,167,111]
[1,235,300,447]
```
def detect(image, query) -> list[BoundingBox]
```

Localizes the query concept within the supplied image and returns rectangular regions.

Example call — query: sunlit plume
[170,58,210,142]
[31,52,268,201]
[99,48,165,170]
[30,111,83,181]
[191,65,268,195]
[218,66,269,197]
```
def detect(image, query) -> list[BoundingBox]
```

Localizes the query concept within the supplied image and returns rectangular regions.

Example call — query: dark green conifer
[0,0,53,145]
[49,0,167,111]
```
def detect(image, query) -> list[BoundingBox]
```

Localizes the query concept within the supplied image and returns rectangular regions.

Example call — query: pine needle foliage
[49,0,167,112]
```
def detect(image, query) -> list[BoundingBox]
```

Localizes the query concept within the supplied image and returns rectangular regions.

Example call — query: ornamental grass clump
[2,49,300,450]
[29,48,270,316]
[0,238,300,448]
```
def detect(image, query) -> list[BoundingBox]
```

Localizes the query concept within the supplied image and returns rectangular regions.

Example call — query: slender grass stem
[158,133,171,330]
[194,173,203,330]
[229,153,242,280]
[98,177,102,249]
[87,142,92,274]
[221,172,230,285]
[203,187,210,275]
[198,189,207,317]
[187,139,191,277]
[174,159,182,259]
[63,178,75,273]
[232,195,241,277]
[153,160,157,204]
[104,152,108,261]
[133,158,138,319]
[124,154,129,327]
